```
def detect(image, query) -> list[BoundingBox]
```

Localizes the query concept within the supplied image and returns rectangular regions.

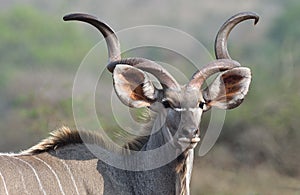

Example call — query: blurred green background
[0,0,299,194]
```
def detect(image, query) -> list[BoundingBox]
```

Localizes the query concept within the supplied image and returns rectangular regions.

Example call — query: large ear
[113,65,157,108]
[202,67,251,111]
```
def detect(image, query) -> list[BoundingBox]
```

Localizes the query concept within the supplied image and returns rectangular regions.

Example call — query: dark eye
[162,100,171,108]
[199,101,205,109]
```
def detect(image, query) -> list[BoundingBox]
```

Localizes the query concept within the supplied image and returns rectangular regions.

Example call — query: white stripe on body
[11,156,47,195]
[0,170,9,195]
[19,168,30,195]
[1,156,30,194]
[59,159,80,195]
[33,156,66,195]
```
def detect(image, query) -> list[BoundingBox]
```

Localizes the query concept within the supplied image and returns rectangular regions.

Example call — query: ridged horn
[215,12,259,59]
[189,12,259,89]
[108,58,180,89]
[63,13,121,62]
[188,59,241,88]
[64,13,180,89]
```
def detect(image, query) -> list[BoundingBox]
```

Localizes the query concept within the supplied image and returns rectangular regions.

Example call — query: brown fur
[176,151,189,195]
[21,126,153,155]
[22,126,111,155]
[21,126,188,194]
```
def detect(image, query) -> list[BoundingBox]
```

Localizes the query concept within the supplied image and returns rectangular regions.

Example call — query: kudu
[0,12,259,194]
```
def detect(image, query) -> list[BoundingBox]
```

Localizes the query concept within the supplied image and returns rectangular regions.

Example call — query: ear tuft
[202,67,251,110]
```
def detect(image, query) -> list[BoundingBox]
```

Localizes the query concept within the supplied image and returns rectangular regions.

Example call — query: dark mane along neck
[21,126,150,155]
[21,126,189,194]
[177,151,191,195]
[21,127,106,155]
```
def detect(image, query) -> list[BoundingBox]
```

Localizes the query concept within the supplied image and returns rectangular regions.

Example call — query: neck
[143,112,174,150]
[140,112,194,195]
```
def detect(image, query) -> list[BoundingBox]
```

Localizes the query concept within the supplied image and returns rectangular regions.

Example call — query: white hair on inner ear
[142,74,156,100]
[131,100,150,108]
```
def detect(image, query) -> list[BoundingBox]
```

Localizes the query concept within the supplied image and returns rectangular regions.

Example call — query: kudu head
[63,12,259,151]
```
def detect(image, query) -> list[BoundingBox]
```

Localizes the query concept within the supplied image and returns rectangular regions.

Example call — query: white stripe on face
[173,107,201,112]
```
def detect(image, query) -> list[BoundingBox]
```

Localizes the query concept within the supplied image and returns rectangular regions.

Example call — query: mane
[176,151,189,195]
[21,126,150,155]
[21,120,188,194]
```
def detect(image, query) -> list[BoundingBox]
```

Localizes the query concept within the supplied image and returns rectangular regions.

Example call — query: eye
[199,101,205,109]
[162,100,171,108]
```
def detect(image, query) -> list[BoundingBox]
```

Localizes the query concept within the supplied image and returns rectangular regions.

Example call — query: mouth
[178,137,201,144]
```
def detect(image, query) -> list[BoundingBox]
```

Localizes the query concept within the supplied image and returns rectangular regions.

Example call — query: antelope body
[0,12,259,195]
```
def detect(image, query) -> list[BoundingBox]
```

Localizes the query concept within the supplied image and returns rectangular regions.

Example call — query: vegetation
[0,6,92,150]
[0,1,300,194]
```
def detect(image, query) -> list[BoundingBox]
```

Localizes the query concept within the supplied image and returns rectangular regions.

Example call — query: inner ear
[202,67,251,110]
[113,65,157,108]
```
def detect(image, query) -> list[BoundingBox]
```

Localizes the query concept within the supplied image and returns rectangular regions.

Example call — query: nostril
[192,128,200,137]
[182,128,200,139]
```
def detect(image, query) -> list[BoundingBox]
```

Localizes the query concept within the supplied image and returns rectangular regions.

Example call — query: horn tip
[63,13,77,21]
[254,15,260,25]
[63,13,97,22]
[245,11,260,25]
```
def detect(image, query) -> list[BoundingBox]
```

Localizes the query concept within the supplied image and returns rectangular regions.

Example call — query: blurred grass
[0,6,92,70]
[0,1,300,194]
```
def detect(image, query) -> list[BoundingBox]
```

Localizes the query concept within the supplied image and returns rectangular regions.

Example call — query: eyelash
[199,101,205,109]
[162,100,171,108]
[162,100,205,109]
